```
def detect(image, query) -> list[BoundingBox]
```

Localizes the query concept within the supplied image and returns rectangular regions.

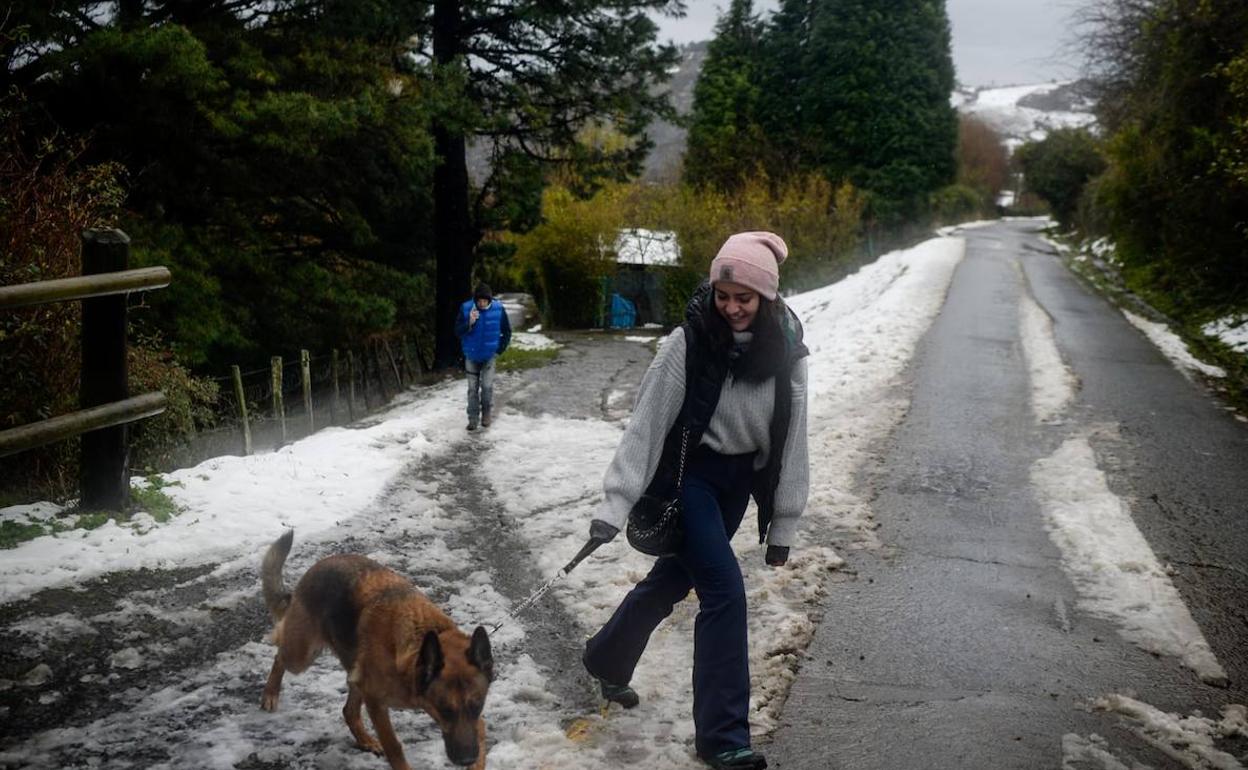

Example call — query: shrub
[632,171,864,296]
[1016,128,1106,229]
[956,115,1010,211]
[0,100,124,502]
[929,183,986,224]
[127,342,220,473]
[510,185,624,328]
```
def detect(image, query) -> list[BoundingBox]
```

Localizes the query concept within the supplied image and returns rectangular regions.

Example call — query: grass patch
[496,346,559,372]
[0,476,185,549]
[131,476,183,523]
[0,520,50,549]
[73,511,112,530]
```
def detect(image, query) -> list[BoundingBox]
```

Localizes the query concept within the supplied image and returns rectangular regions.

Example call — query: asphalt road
[767,221,1248,769]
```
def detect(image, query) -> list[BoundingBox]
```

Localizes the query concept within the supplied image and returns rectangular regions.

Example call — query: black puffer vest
[642,282,810,544]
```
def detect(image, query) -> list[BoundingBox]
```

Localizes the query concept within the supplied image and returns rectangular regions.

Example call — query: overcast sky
[653,0,1083,88]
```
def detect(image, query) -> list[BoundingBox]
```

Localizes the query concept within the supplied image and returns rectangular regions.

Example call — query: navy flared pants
[584,449,756,758]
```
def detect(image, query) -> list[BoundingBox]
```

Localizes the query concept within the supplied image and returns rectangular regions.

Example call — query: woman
[583,231,810,770]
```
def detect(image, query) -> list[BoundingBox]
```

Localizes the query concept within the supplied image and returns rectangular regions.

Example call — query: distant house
[615,228,681,268]
[609,229,682,327]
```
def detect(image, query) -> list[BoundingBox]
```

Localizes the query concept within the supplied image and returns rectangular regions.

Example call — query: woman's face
[713,281,760,332]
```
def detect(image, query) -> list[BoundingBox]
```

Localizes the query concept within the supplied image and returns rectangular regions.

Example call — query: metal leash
[489,536,608,634]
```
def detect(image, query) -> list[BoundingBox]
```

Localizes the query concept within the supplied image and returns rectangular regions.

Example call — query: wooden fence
[218,333,423,458]
[0,229,170,510]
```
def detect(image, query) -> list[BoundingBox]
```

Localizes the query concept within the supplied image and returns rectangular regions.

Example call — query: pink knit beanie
[708,231,788,300]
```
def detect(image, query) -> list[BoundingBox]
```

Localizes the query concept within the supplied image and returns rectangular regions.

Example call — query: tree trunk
[432,0,474,369]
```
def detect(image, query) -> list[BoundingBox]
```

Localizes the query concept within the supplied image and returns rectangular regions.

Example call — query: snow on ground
[1017,273,1077,424]
[1203,315,1248,354]
[1023,226,1242,692]
[510,331,560,351]
[0,381,466,604]
[935,219,998,236]
[474,235,969,765]
[6,219,1244,768]
[1030,432,1228,686]
[1122,310,1227,381]
[0,233,968,768]
[1067,695,1248,770]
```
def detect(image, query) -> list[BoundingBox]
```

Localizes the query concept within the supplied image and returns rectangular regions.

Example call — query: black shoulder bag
[625,426,689,557]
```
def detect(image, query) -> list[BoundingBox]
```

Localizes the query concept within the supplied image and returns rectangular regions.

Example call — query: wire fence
[157,333,430,471]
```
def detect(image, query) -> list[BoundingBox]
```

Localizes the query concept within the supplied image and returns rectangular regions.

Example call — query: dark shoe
[481,410,492,427]
[703,748,767,769]
[598,679,640,709]
[583,655,639,709]
[467,420,478,431]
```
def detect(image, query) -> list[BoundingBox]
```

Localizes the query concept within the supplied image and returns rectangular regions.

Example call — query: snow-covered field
[953,81,1097,152]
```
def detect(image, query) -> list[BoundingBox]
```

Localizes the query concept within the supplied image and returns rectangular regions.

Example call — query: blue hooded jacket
[455,298,511,363]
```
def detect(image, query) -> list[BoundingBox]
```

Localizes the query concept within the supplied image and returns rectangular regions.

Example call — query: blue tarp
[607,293,637,329]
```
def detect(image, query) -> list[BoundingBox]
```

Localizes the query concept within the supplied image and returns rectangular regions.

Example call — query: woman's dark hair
[697,290,789,383]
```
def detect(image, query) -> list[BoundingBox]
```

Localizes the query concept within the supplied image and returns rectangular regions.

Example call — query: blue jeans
[584,449,756,758]
[464,357,496,423]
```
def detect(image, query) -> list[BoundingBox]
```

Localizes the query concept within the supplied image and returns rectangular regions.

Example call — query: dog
[259,530,494,770]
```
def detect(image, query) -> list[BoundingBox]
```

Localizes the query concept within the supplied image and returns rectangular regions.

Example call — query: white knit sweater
[597,327,810,547]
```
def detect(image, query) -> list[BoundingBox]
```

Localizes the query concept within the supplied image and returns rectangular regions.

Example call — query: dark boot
[597,679,639,709]
[583,654,639,709]
[703,748,767,769]
[481,409,492,427]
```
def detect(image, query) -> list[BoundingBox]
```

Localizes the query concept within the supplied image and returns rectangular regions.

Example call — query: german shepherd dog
[260,530,494,769]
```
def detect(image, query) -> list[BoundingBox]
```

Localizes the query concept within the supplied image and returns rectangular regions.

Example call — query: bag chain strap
[673,426,690,491]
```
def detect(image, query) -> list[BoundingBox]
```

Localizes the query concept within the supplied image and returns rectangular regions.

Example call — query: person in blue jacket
[455,283,511,430]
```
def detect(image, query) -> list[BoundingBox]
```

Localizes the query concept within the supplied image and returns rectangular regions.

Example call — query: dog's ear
[416,629,444,693]
[467,626,494,682]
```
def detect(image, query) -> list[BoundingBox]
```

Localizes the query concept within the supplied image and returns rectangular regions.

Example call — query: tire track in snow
[1021,260,1229,686]
[414,440,601,720]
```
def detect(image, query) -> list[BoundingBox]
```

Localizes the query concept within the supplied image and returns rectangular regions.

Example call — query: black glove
[765,545,789,566]
[590,519,620,543]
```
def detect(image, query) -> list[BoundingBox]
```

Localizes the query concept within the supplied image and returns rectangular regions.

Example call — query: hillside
[641,41,708,182]
[639,44,1098,179]
[952,81,1098,152]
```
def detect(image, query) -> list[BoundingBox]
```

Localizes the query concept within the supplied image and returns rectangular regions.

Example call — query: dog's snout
[444,734,479,767]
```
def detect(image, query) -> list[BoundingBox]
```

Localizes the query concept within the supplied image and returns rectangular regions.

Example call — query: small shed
[609,228,681,327]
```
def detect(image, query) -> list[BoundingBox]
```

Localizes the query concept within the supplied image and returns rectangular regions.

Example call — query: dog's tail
[261,529,295,620]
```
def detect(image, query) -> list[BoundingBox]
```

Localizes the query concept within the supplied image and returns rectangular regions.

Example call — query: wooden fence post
[331,349,341,425]
[232,365,252,456]
[301,349,313,434]
[271,356,285,446]
[79,229,131,511]
[399,335,416,381]
[383,338,403,389]
[347,350,357,420]
[373,341,390,402]
[361,344,374,410]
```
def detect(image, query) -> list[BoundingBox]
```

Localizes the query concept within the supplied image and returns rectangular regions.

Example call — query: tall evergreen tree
[6,1,439,368]
[684,0,766,191]
[790,0,958,220]
[755,0,818,174]
[6,1,682,368]
[425,0,681,367]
